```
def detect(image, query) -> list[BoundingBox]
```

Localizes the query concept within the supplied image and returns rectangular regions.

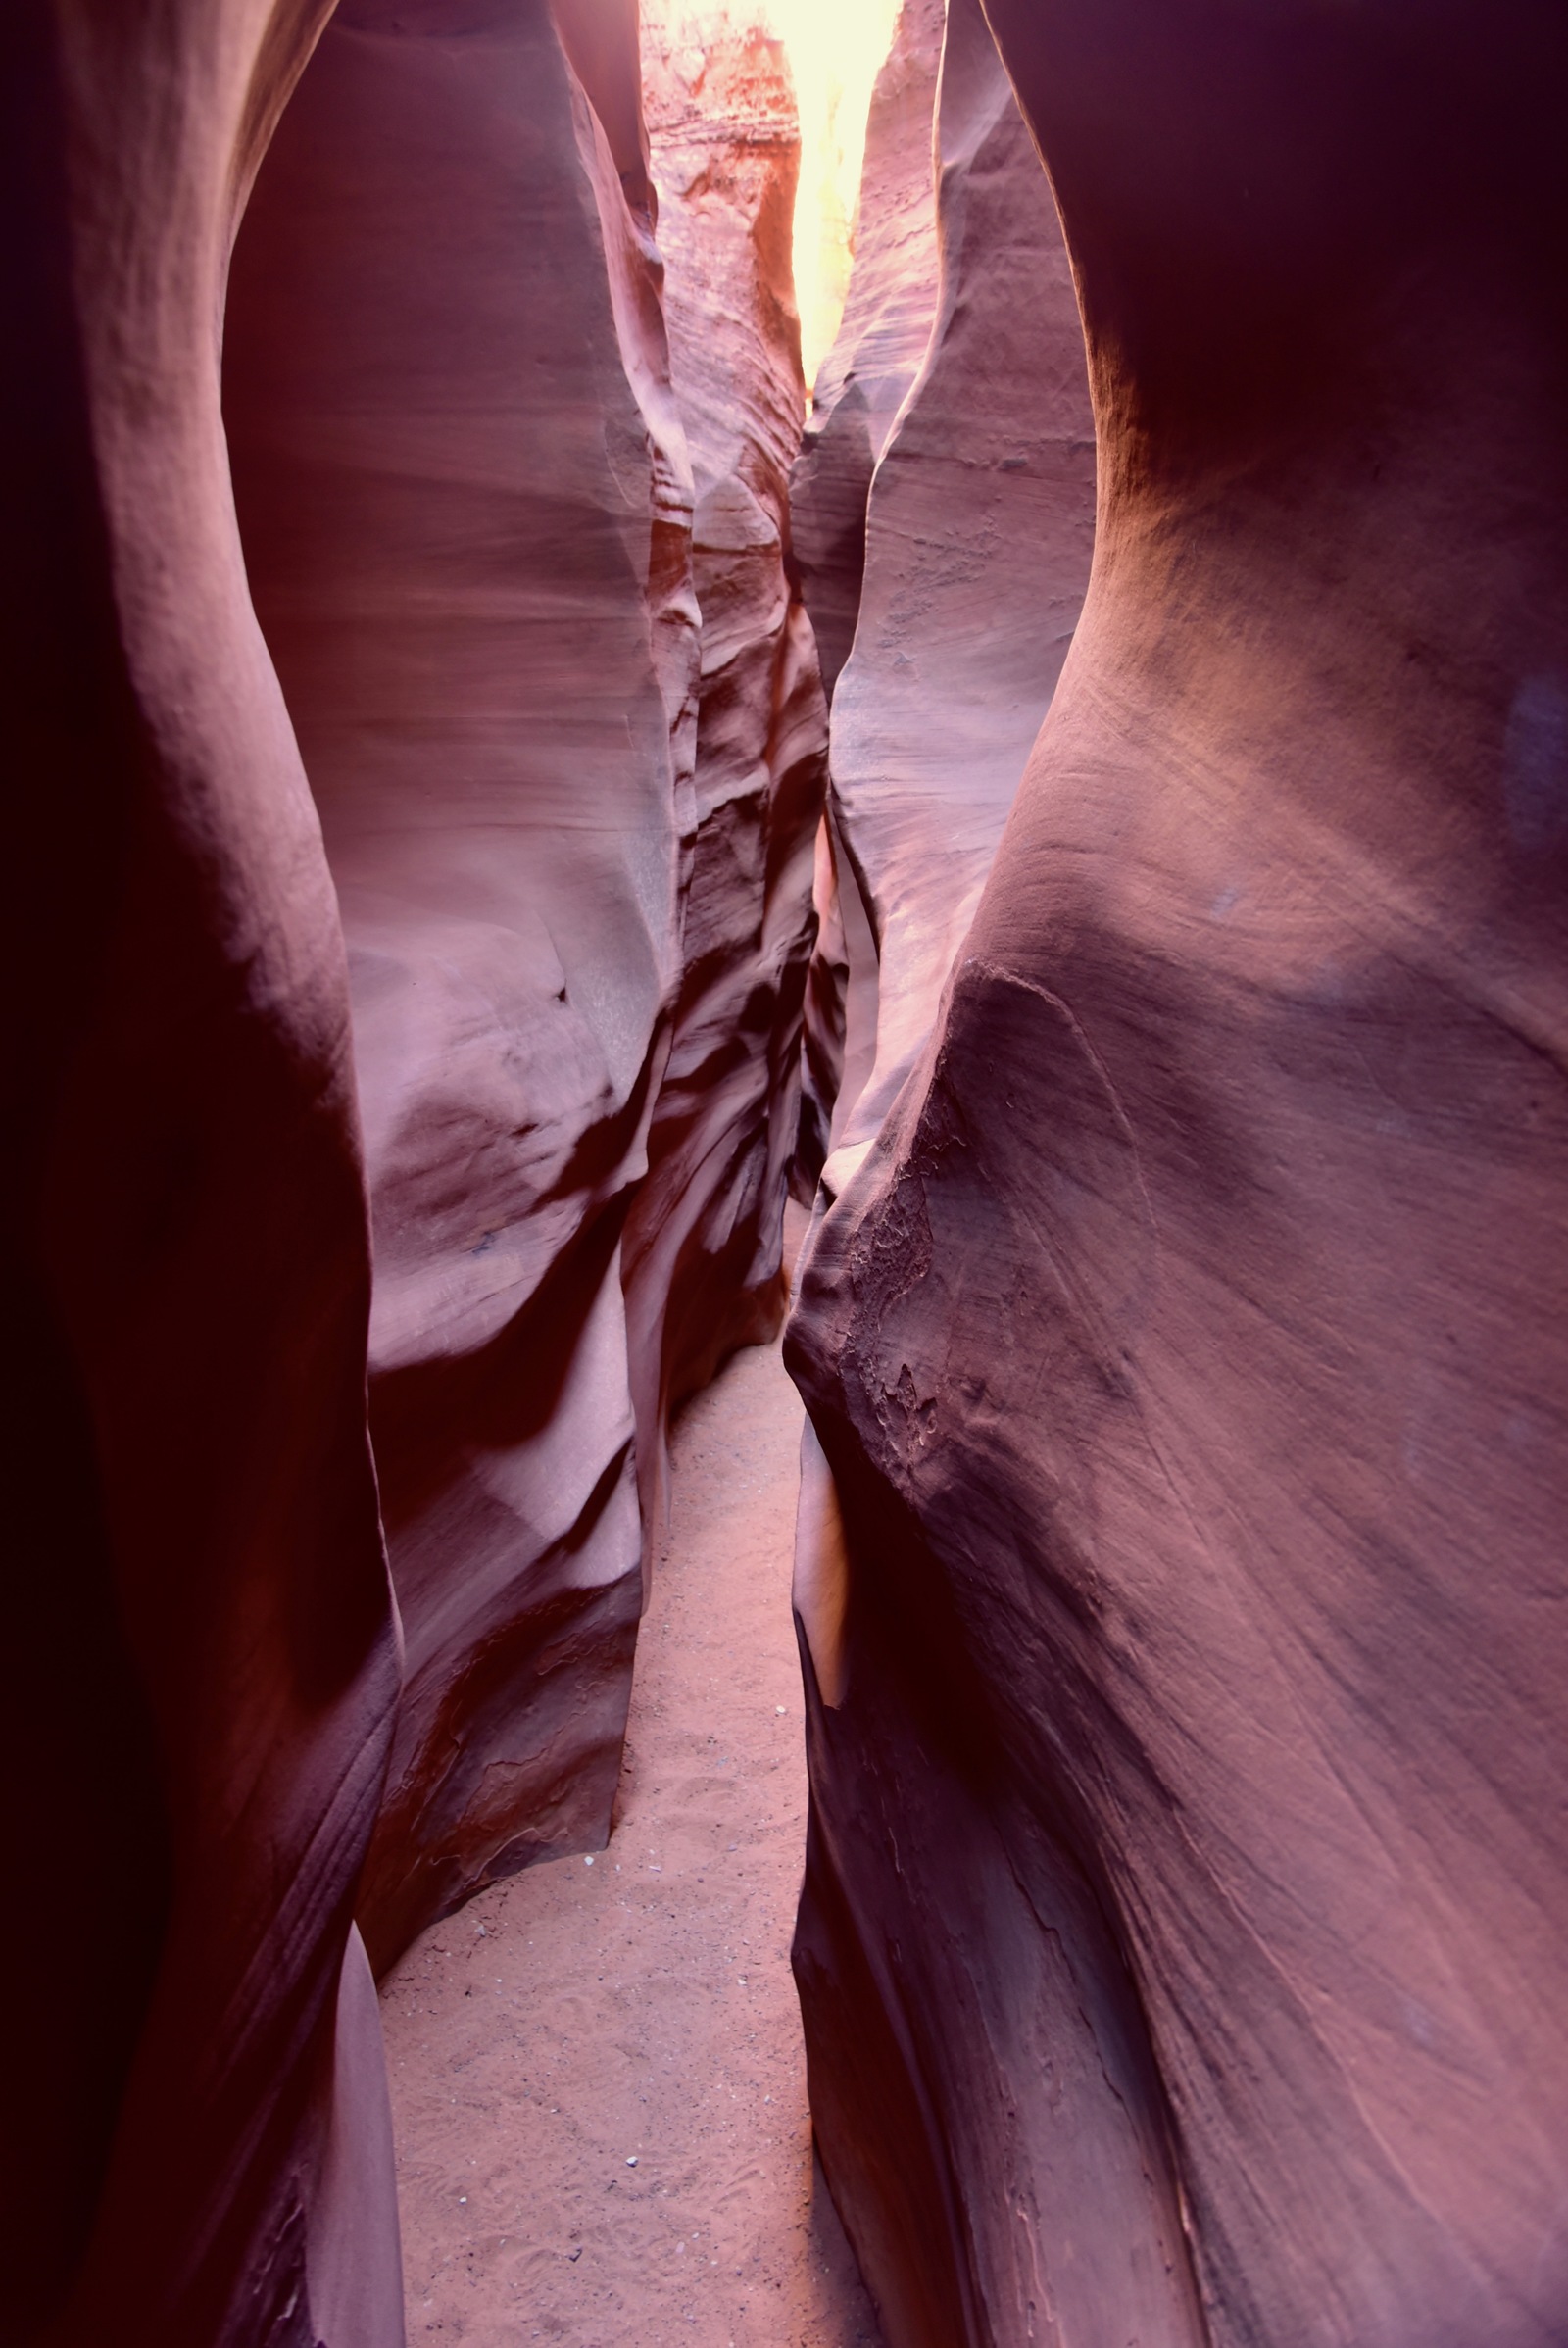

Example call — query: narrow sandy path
[381,1244,883,2347]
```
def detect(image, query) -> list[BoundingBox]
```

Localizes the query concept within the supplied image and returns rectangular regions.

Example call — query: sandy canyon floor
[381,1221,884,2347]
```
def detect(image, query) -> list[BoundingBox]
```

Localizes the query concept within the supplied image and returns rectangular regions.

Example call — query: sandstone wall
[224,0,700,1971]
[790,0,946,703]
[2,3,402,2339]
[788,1,1568,2342]
[823,0,1096,1172]
[626,9,828,1523]
[789,0,945,1187]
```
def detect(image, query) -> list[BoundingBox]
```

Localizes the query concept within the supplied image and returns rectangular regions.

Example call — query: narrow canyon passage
[381,1215,883,2346]
[20,5,1568,2344]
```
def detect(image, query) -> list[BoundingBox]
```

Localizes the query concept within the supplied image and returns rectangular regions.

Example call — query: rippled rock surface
[626,10,828,1527]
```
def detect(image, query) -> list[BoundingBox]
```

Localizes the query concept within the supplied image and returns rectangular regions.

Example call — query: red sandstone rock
[625,11,829,1523]
[552,0,653,214]
[2,3,401,2339]
[793,0,1096,1201]
[789,2,1568,2342]
[224,0,700,1971]
[824,0,1095,1173]
[790,0,944,1198]
[793,815,853,1195]
[790,0,946,702]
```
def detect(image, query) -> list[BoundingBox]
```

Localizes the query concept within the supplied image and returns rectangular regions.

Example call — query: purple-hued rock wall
[224,0,701,1970]
[3,3,401,2338]
[789,0,946,1191]
[787,1,1568,2341]
[821,0,1096,1172]
[13,3,1568,2338]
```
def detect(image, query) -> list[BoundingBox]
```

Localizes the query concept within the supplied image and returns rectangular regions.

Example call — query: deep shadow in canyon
[4,1,1567,2345]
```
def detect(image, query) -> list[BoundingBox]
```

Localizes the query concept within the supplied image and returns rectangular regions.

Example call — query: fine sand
[381,1220,884,2347]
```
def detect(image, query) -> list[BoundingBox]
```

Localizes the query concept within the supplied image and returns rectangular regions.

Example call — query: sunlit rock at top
[643,0,902,393]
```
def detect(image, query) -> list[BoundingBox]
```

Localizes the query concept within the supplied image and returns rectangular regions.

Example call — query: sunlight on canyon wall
[643,0,903,392]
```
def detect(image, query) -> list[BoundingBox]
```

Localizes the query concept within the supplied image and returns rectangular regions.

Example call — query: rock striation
[626,8,828,1527]
[822,0,1096,1166]
[788,2,1568,2344]
[225,0,701,1970]
[2,2,402,2340]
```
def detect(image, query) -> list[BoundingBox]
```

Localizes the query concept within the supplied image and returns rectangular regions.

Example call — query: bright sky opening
[647,0,904,395]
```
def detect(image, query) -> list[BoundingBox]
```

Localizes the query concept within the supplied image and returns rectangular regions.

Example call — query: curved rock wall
[791,0,946,704]
[626,9,828,1519]
[17,2,1561,2339]
[3,3,401,2339]
[788,2,1568,2343]
[792,812,856,1198]
[789,0,945,1189]
[224,0,700,1971]
[824,0,1096,1165]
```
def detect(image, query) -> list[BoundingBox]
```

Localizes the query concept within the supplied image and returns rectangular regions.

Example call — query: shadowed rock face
[788,2,1568,2343]
[1,3,401,2340]
[224,0,700,1971]
[625,14,828,1524]
[824,0,1096,1169]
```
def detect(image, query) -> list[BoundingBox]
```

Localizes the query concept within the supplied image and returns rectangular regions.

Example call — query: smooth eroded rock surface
[790,0,946,703]
[788,0,946,1193]
[825,0,1096,1161]
[3,3,402,2339]
[788,3,1568,2342]
[225,0,700,1972]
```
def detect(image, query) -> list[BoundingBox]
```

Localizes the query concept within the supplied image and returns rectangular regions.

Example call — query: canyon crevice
[6,1,1567,2344]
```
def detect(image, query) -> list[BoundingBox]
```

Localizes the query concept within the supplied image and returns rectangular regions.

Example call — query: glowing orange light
[643,0,903,394]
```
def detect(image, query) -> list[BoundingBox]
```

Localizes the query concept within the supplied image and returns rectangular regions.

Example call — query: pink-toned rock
[626,13,828,1518]
[552,0,653,214]
[793,815,854,1194]
[3,3,401,2338]
[789,3,1568,2343]
[790,0,945,1195]
[824,0,1096,1162]
[793,0,1096,1199]
[791,0,946,701]
[224,0,700,1971]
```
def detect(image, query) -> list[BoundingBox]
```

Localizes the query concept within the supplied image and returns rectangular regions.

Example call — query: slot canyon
[4,1,1566,2344]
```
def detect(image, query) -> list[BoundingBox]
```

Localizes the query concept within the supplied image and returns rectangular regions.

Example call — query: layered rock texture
[822,0,1096,1161]
[16,0,1568,2338]
[627,8,827,1523]
[225,0,704,1971]
[788,3,1568,2344]
[3,2,401,2339]
[12,0,831,2323]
